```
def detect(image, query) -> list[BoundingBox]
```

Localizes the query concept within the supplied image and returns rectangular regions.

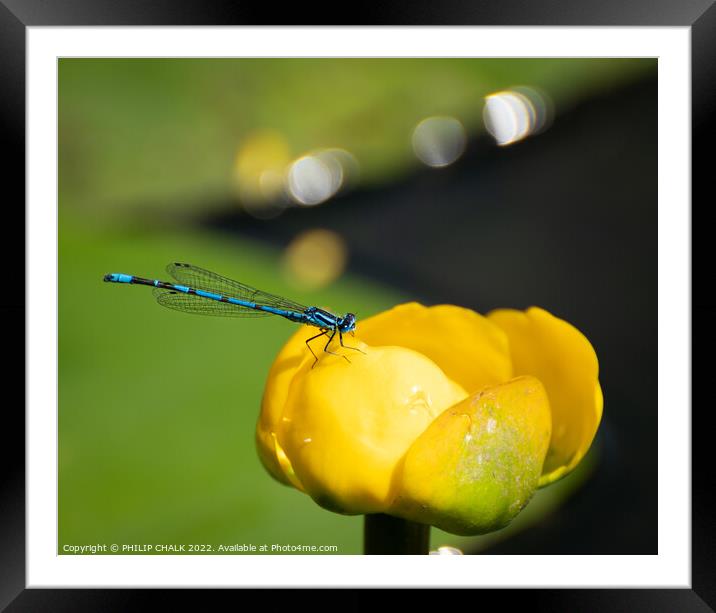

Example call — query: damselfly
[104,263,362,366]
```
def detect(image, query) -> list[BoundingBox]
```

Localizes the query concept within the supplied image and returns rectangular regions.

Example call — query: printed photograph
[58,57,656,555]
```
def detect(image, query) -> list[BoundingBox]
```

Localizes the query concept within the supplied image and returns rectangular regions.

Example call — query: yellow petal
[256,326,317,487]
[357,303,512,393]
[487,307,602,486]
[391,376,551,535]
[276,343,467,514]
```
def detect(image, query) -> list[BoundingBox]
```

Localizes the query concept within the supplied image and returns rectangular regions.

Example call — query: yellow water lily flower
[256,303,602,535]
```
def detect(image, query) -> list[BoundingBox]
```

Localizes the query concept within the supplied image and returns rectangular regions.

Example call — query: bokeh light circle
[283,229,348,290]
[412,116,467,168]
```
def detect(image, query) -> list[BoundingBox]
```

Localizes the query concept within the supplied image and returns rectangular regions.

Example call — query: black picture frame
[3,1,711,609]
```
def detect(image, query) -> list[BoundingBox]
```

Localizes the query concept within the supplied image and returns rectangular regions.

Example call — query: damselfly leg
[339,331,366,355]
[306,328,356,367]
[305,329,329,367]
[324,329,350,364]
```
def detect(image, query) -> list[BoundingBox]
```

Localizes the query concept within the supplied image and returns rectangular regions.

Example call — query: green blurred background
[59,58,653,554]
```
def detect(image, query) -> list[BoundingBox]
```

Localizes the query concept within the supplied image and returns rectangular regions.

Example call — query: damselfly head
[339,312,357,333]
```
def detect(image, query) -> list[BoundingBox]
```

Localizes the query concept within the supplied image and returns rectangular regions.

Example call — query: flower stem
[363,514,430,554]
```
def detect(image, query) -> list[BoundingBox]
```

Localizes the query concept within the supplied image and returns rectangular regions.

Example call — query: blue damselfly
[104,263,362,365]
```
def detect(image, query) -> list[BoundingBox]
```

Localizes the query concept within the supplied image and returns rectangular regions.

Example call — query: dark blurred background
[59,58,656,554]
